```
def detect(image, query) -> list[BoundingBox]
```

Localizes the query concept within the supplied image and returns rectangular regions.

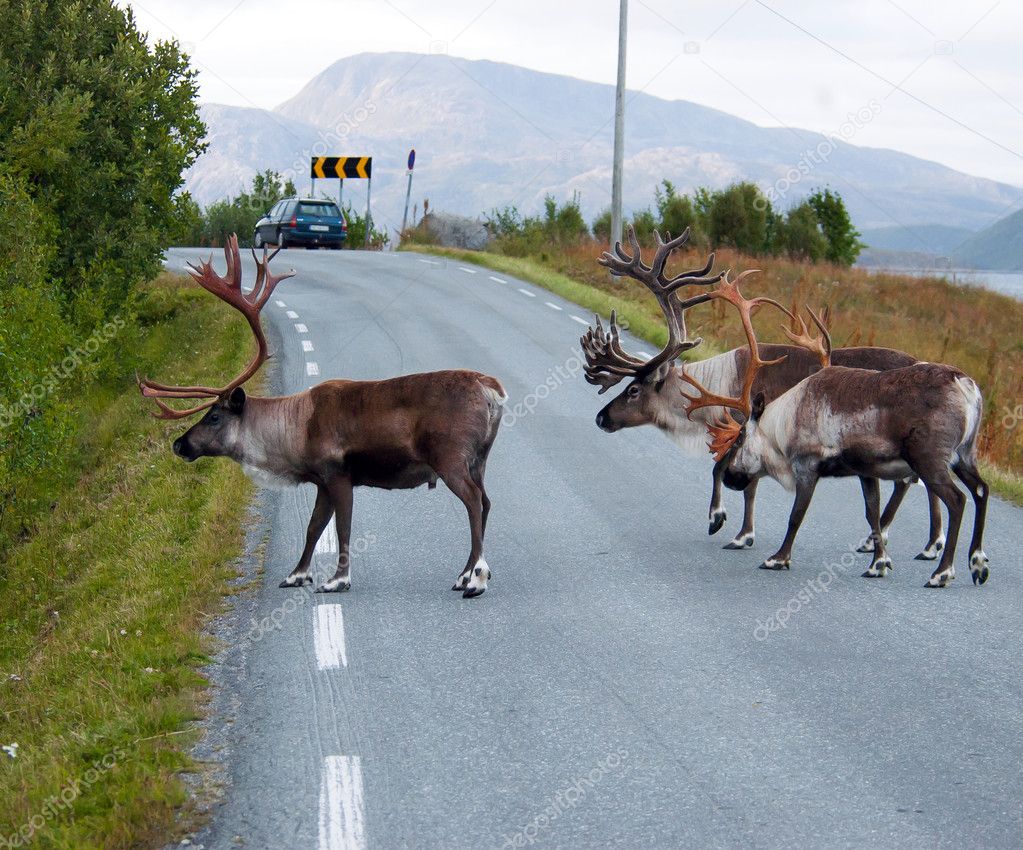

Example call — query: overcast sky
[126,0,1023,188]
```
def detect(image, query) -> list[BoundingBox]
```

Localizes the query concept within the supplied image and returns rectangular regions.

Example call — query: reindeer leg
[859,477,892,577]
[857,478,905,552]
[316,476,354,593]
[441,463,489,599]
[708,457,728,535]
[914,488,947,561]
[919,470,965,588]
[952,460,990,585]
[760,474,818,571]
[280,485,332,588]
[724,478,758,550]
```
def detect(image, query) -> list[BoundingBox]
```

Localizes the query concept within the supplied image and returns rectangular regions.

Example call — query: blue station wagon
[253,198,347,249]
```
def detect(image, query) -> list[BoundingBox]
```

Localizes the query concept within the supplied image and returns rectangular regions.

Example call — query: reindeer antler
[679,269,796,461]
[582,226,723,391]
[138,234,295,420]
[781,306,832,368]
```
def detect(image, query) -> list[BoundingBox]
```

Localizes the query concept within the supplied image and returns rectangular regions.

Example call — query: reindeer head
[581,227,724,432]
[138,235,294,462]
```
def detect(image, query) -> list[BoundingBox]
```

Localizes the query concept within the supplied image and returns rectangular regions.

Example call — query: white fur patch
[464,558,491,592]
[242,462,297,491]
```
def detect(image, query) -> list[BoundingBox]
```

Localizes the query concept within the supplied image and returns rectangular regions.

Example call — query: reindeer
[681,272,989,589]
[581,227,944,559]
[139,235,506,598]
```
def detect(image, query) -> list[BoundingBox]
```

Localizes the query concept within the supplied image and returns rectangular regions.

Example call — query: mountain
[860,224,975,255]
[954,208,1023,270]
[183,52,1023,239]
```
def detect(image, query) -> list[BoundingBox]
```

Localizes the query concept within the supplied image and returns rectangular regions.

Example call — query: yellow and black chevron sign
[310,156,372,179]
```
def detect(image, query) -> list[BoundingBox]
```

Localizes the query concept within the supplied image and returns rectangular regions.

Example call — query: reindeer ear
[228,386,246,413]
[751,391,766,421]
[652,360,673,383]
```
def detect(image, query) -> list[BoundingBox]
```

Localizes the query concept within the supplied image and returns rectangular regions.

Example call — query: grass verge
[404,244,1023,506]
[0,272,253,849]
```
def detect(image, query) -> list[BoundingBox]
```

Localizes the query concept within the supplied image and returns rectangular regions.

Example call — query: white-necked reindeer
[139,236,506,598]
[581,227,944,559]
[682,272,989,589]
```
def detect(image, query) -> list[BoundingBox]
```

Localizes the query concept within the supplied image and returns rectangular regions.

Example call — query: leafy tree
[0,0,205,317]
[655,180,707,245]
[782,201,828,262]
[630,208,658,244]
[808,188,863,266]
[707,182,772,254]
[542,193,589,242]
[591,207,612,244]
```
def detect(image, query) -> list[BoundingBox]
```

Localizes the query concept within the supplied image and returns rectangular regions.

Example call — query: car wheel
[253,230,264,248]
[277,229,287,249]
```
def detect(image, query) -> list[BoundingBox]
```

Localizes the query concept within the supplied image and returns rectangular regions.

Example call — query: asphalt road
[164,246,1023,850]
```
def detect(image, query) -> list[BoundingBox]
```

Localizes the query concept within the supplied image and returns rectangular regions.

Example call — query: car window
[281,201,296,217]
[297,202,341,217]
[267,202,282,218]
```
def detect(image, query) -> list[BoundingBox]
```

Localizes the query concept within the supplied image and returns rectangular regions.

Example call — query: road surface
[164,247,1023,850]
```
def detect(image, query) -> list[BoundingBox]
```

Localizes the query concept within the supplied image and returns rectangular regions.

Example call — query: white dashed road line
[319,756,366,850]
[517,288,536,298]
[295,323,309,334]
[316,523,339,555]
[418,258,440,265]
[545,302,562,311]
[458,266,478,274]
[302,340,315,352]
[275,300,287,308]
[570,315,590,325]
[286,310,299,319]
[307,362,320,377]
[313,605,348,670]
[637,351,652,359]
[489,276,507,284]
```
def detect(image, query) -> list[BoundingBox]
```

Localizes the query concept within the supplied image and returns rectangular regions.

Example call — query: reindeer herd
[140,231,990,597]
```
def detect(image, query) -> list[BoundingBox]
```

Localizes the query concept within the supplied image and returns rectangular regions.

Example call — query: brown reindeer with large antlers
[694,282,989,588]
[582,226,945,560]
[140,235,507,597]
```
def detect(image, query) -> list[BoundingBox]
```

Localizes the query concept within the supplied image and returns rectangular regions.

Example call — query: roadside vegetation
[403,196,1023,503]
[174,169,391,249]
[0,274,254,848]
[0,2,259,844]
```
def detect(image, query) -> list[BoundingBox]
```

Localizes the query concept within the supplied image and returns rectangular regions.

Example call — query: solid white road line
[286,310,299,319]
[316,522,339,554]
[489,276,507,284]
[458,266,478,274]
[314,605,348,670]
[307,362,320,376]
[303,340,315,352]
[545,301,563,311]
[517,288,536,298]
[570,315,590,325]
[275,300,287,308]
[295,323,309,333]
[319,756,365,850]
[637,351,652,359]
[418,258,440,265]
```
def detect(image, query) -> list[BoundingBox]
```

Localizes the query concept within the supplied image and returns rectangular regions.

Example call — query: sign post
[309,156,373,247]
[401,148,416,238]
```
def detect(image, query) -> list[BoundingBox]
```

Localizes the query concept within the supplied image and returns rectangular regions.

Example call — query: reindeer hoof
[315,578,351,593]
[708,510,726,535]
[279,574,313,588]
[856,538,875,554]
[861,558,891,578]
[460,561,490,598]
[758,559,790,571]
[924,570,954,588]
[971,552,989,585]
[723,534,754,550]
[915,540,945,561]
[462,586,486,599]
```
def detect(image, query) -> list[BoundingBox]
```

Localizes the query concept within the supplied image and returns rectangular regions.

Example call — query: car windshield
[297,202,341,217]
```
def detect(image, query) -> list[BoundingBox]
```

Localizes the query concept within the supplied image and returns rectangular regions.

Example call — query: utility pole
[610,0,628,248]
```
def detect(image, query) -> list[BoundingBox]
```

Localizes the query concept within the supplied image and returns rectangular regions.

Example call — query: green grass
[404,244,1023,507]
[0,273,254,848]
